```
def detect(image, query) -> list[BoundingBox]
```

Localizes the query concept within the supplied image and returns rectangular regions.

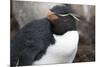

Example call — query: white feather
[33,31,79,65]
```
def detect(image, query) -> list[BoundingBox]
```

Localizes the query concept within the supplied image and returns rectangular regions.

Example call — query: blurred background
[11,0,95,62]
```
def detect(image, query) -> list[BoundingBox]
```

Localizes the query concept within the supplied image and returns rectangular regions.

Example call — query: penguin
[11,5,79,66]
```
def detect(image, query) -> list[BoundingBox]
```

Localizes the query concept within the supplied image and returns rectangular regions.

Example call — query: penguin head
[47,5,78,35]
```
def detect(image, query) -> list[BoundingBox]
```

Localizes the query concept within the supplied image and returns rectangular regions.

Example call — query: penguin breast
[33,31,79,65]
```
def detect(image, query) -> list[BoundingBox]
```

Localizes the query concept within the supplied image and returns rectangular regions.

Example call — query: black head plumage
[49,5,77,35]
[50,5,74,14]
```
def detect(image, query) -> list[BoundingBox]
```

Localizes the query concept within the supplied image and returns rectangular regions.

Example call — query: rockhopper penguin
[11,5,79,66]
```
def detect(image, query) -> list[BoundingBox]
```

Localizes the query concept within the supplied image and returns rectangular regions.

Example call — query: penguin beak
[47,10,59,22]
[47,10,55,16]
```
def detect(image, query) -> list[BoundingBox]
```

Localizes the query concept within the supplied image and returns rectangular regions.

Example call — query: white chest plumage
[33,31,79,65]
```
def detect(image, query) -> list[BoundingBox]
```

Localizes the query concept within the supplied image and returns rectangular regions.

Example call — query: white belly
[33,31,79,65]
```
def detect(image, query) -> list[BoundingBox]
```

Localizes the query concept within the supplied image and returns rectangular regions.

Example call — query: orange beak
[47,10,59,21]
[47,10,55,16]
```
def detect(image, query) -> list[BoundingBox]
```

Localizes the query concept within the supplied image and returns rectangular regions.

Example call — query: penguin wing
[11,30,45,66]
[18,44,44,66]
[11,20,52,66]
